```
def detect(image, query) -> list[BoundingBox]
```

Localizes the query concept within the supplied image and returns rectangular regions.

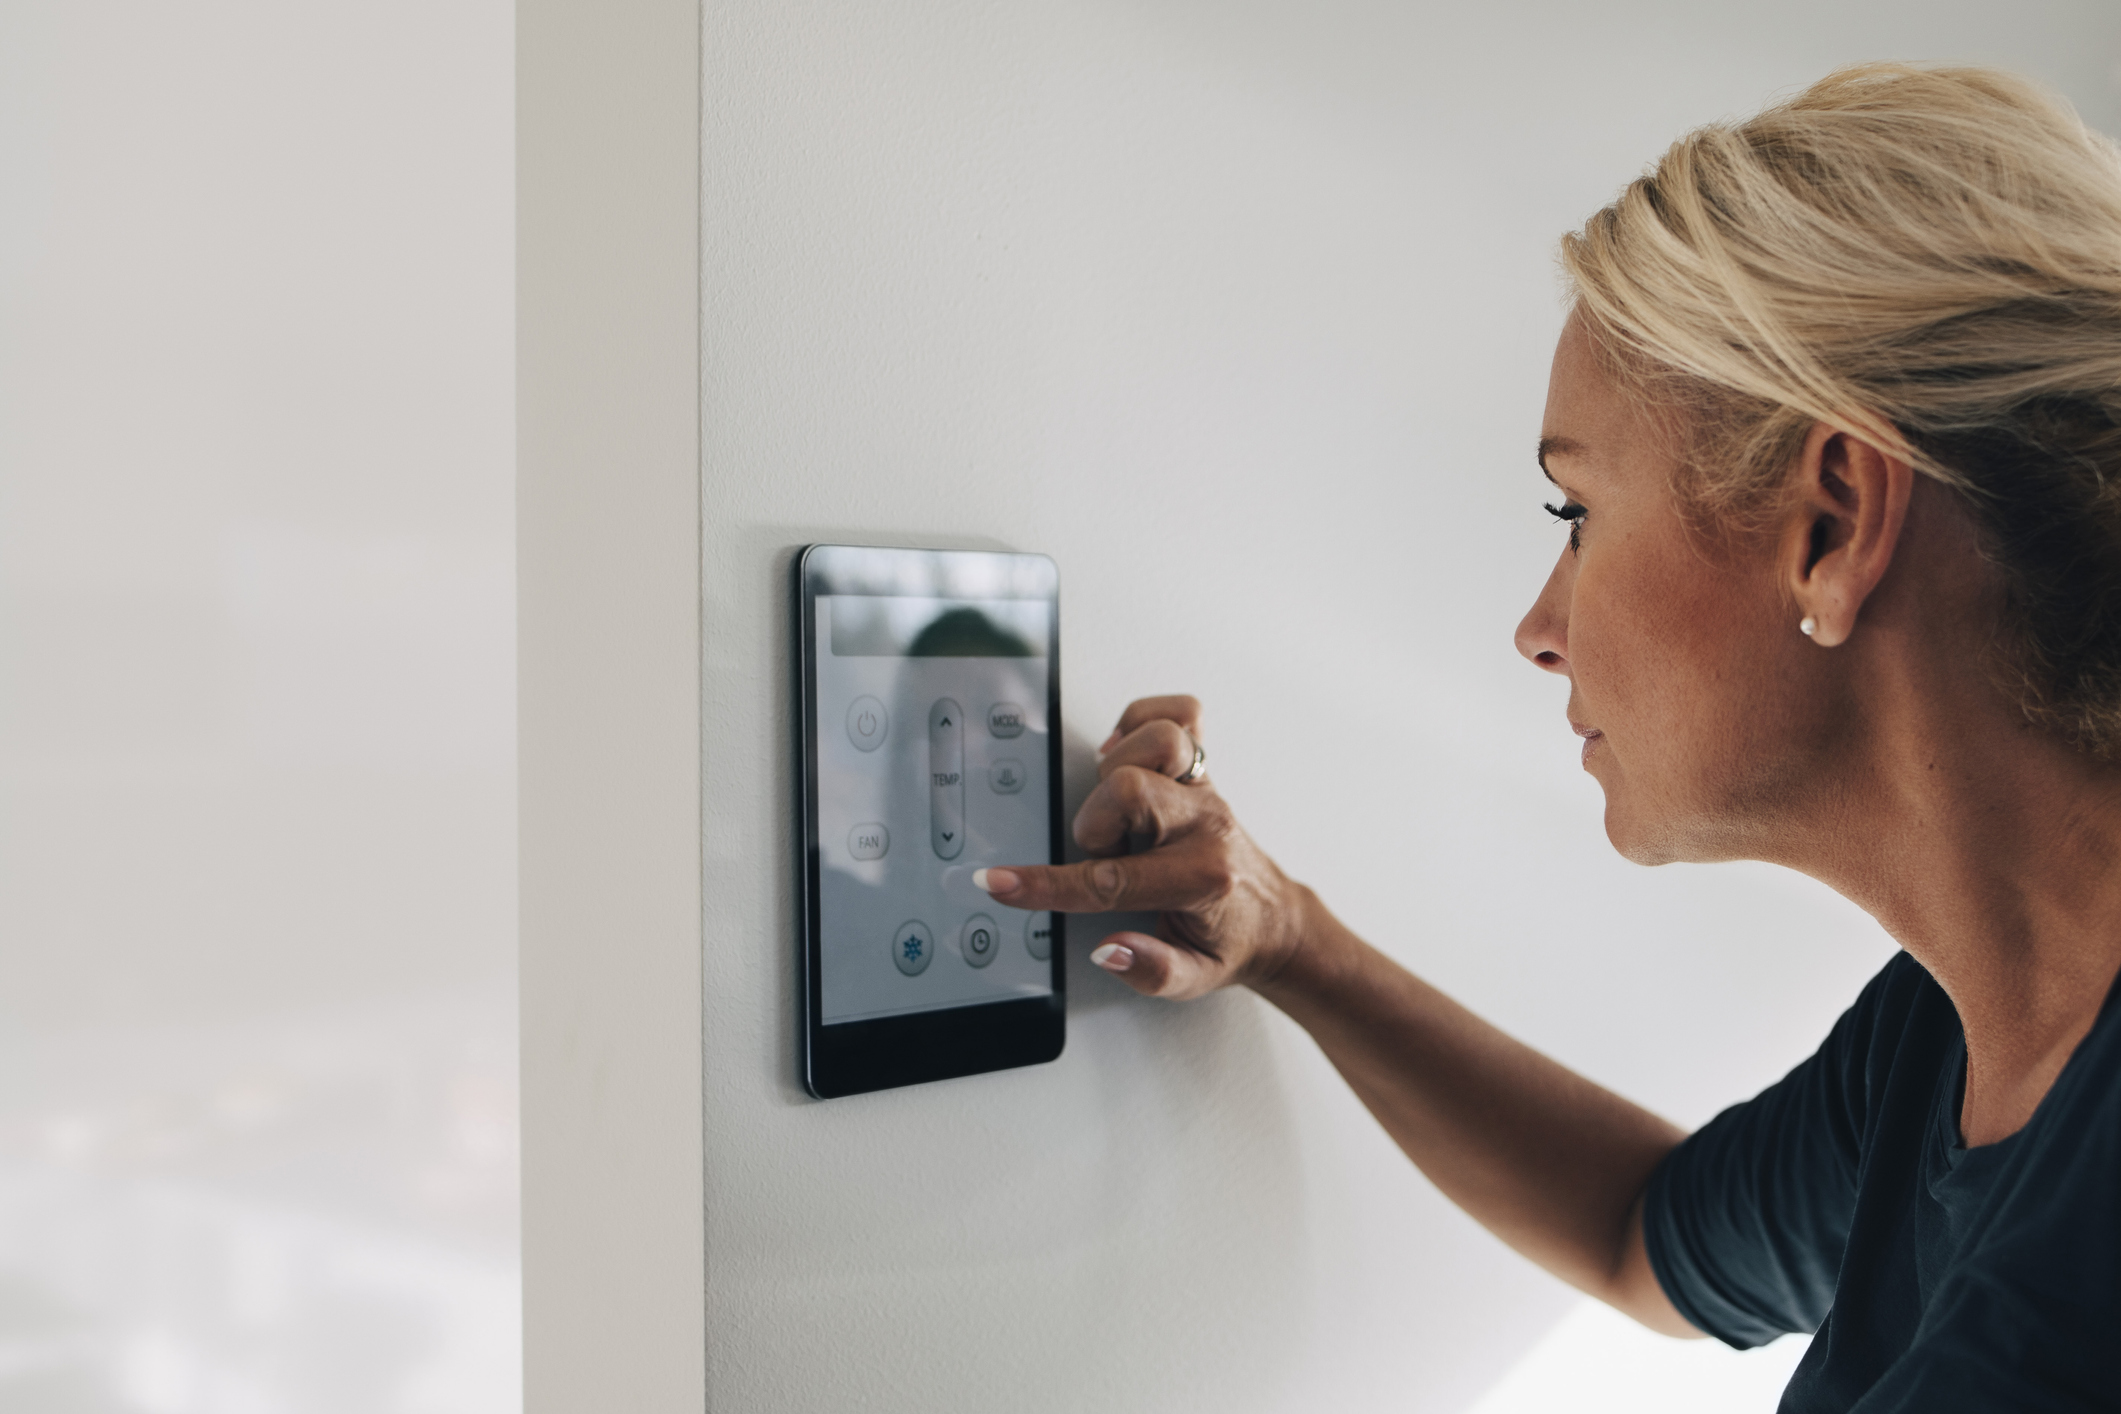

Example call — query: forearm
[1256,889,1693,1329]
[988,712,1693,1331]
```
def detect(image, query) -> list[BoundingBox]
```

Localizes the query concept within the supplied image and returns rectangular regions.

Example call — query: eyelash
[1544,499,1587,553]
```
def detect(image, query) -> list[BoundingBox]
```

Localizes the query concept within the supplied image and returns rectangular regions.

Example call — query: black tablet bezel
[796,544,1066,1099]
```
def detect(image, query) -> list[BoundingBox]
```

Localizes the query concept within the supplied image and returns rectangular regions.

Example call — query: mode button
[988,702,1026,738]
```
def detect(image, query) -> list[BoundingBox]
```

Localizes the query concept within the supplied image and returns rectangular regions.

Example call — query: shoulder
[1840,948,1935,1039]
[1640,951,1938,1347]
[1795,951,1950,1130]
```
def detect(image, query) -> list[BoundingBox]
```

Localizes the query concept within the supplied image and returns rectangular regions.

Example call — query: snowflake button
[892,919,935,977]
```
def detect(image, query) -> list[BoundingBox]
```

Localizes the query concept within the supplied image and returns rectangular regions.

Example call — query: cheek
[1573,533,1777,770]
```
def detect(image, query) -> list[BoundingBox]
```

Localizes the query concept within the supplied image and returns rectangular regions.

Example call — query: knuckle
[1088,859,1127,907]
[1076,778,1121,821]
[1108,767,1179,844]
[1109,765,1154,808]
[1200,858,1239,899]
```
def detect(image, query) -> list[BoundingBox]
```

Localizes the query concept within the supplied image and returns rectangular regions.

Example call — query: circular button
[1024,911,1053,961]
[987,702,1026,738]
[892,919,934,976]
[847,823,888,861]
[961,913,999,968]
[989,758,1025,794]
[846,696,888,752]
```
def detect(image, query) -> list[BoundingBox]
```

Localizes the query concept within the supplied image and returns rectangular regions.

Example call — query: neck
[1790,701,2121,1146]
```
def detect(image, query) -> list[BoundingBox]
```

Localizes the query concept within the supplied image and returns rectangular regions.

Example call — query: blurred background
[5,0,2121,1411]
[0,2,516,1409]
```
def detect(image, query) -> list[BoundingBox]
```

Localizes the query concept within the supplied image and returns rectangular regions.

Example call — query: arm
[981,696,1700,1336]
[1262,892,1694,1334]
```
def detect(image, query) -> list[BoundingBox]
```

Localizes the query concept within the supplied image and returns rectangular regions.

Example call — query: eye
[1544,499,1587,553]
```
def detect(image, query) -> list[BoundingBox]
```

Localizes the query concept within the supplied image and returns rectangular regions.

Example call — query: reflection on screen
[830,597,1046,658]
[815,596,1054,1024]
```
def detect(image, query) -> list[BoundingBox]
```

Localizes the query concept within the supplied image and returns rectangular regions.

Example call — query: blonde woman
[978,64,2121,1410]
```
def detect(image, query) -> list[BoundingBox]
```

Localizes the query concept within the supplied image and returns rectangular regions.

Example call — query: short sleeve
[1643,955,1912,1349]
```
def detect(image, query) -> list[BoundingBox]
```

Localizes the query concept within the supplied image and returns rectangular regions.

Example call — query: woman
[978,64,2121,1410]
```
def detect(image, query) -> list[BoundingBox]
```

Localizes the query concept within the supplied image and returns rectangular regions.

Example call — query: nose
[1514,551,1573,675]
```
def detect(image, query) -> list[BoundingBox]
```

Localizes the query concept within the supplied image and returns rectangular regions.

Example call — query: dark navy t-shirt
[1644,951,2121,1411]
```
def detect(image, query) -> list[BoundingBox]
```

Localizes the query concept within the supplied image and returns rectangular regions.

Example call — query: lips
[1571,721,1604,767]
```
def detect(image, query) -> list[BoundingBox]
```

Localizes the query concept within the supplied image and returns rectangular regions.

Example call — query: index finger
[1105,695,1203,749]
[973,851,1218,915]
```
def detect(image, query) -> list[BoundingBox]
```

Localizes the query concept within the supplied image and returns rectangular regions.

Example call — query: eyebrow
[1535,435,1585,484]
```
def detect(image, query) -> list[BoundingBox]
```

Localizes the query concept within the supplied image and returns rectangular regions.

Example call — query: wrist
[1250,883,1362,1009]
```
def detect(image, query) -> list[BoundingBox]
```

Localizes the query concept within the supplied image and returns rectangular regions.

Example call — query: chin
[1601,790,1745,867]
[1604,811,1681,866]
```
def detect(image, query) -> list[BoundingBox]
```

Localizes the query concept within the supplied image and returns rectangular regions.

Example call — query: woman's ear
[1782,421,1915,648]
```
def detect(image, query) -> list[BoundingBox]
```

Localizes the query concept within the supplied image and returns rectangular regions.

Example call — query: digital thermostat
[794,544,1064,1097]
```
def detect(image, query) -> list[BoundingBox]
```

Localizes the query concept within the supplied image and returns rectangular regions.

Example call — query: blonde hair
[1563,63,2121,759]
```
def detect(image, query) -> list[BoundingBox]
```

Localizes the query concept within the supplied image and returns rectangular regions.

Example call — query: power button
[846,696,888,752]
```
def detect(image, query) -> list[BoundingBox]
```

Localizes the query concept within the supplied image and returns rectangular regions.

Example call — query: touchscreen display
[811,590,1056,1024]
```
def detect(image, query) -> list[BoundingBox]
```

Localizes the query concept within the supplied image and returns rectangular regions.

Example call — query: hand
[975,695,1318,999]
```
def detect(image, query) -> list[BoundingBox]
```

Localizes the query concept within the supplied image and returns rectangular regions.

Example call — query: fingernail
[973,867,1019,895]
[1089,942,1134,972]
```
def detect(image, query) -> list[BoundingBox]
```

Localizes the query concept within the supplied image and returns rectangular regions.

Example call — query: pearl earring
[1800,616,1818,637]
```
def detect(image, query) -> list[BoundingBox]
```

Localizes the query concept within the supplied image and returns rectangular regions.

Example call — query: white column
[518,0,704,1407]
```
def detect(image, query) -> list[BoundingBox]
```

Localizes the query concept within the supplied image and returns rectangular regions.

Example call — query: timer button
[961,913,1000,968]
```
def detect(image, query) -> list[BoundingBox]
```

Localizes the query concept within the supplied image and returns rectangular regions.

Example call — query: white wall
[0,2,520,1409]
[519,3,2121,1412]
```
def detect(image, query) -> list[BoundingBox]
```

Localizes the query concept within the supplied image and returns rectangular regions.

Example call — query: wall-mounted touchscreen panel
[797,545,1063,1097]
[813,592,1054,1021]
